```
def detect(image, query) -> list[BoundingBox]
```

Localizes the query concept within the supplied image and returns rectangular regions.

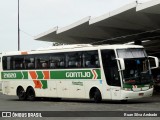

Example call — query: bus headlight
[124,88,132,91]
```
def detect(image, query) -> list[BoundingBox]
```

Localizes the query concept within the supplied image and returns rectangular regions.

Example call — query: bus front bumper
[121,88,153,100]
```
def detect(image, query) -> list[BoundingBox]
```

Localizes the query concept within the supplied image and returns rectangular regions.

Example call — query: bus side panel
[56,80,70,98]
[72,80,86,99]
[56,80,86,99]
[33,80,57,97]
[2,80,58,98]
[2,80,34,96]
[2,81,10,95]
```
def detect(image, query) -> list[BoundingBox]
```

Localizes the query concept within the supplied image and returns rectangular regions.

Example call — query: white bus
[1,44,159,102]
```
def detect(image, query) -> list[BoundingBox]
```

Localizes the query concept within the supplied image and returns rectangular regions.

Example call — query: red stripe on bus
[29,71,37,79]
[92,70,97,79]
[33,80,42,88]
[43,71,50,79]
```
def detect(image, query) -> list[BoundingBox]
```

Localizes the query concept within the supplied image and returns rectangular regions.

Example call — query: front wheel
[26,87,36,101]
[93,89,102,103]
[17,87,26,101]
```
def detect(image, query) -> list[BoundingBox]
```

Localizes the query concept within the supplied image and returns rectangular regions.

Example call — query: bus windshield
[117,49,152,85]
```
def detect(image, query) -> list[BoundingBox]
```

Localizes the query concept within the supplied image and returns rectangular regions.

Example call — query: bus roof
[1,44,143,56]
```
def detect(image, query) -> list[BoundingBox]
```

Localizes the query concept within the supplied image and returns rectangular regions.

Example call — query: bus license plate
[139,93,144,96]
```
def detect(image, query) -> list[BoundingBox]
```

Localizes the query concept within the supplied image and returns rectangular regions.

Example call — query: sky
[0,0,151,52]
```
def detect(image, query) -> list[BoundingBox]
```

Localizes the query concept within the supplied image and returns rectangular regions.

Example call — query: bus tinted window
[66,52,83,68]
[2,57,7,70]
[3,56,14,70]
[35,54,50,69]
[84,51,99,68]
[50,53,65,69]
[13,56,25,70]
[25,55,35,69]
[2,50,100,70]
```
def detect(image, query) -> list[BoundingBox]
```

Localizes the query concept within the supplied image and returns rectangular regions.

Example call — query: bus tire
[94,89,102,103]
[26,87,36,101]
[17,87,26,101]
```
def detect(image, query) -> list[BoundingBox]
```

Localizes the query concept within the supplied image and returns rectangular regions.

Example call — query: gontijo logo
[65,69,100,79]
[66,72,91,78]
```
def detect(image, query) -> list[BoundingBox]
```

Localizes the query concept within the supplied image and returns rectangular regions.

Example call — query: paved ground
[0,93,160,111]
[0,92,160,120]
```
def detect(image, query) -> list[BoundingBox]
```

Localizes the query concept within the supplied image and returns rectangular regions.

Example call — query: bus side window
[75,61,81,68]
[66,52,82,68]
[85,61,90,67]
[83,51,99,68]
[59,61,65,68]
[35,54,50,69]
[14,56,25,70]
[96,60,99,67]
[50,53,65,69]
[4,56,14,70]
[68,61,76,68]
[42,63,48,68]
[2,57,7,70]
[28,63,34,68]
[50,62,56,68]
[25,56,35,69]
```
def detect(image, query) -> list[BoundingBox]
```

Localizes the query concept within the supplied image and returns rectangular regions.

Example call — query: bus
[1,44,159,102]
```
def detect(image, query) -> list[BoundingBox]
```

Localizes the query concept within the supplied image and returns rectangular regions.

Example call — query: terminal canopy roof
[35,0,160,55]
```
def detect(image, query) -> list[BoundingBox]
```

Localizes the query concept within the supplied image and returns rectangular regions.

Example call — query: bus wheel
[17,87,26,101]
[93,89,102,103]
[26,87,35,101]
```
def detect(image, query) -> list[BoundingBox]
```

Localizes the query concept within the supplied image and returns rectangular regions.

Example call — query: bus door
[108,66,121,100]
[101,50,121,100]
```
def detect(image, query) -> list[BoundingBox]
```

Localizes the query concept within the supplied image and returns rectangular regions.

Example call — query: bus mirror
[116,58,125,71]
[148,56,159,69]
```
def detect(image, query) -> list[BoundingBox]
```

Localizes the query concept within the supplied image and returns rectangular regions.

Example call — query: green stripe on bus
[1,72,28,79]
[1,69,101,80]
[22,71,28,79]
[37,71,44,79]
[41,80,47,89]
[50,69,101,79]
